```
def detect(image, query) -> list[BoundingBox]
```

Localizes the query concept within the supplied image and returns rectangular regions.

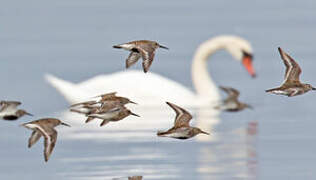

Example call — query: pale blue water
[0,0,316,179]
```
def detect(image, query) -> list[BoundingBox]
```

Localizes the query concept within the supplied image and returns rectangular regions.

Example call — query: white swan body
[45,35,254,108]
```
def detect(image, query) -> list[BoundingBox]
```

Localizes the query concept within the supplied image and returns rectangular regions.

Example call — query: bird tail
[44,74,89,104]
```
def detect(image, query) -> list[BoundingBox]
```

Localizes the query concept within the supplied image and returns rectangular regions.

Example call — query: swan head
[223,36,256,77]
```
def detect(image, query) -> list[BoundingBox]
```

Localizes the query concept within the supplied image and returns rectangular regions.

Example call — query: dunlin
[87,105,139,126]
[112,176,143,180]
[266,47,316,97]
[70,92,118,109]
[70,101,101,114]
[157,102,209,139]
[0,101,32,120]
[113,40,168,73]
[94,92,137,105]
[70,92,136,116]
[70,100,100,108]
[20,118,70,162]
[215,86,252,112]
[85,100,123,124]
[128,176,143,180]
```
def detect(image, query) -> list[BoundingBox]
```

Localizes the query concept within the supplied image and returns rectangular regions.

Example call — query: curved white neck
[191,38,226,102]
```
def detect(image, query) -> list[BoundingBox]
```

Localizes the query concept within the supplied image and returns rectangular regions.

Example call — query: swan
[45,35,255,107]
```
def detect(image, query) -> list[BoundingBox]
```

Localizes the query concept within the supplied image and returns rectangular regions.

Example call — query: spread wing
[99,106,122,114]
[28,130,42,148]
[278,47,302,84]
[126,52,141,68]
[0,101,21,112]
[92,92,117,99]
[42,127,57,162]
[166,102,192,128]
[100,101,122,111]
[136,45,156,73]
[70,100,98,108]
[219,86,240,99]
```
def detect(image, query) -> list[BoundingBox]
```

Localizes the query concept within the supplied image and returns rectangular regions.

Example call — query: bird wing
[42,127,57,162]
[30,123,57,162]
[28,130,42,148]
[219,86,240,99]
[70,100,98,107]
[136,45,156,73]
[92,92,117,99]
[101,106,122,114]
[166,102,192,128]
[126,52,141,68]
[100,101,121,110]
[0,101,21,112]
[278,47,302,84]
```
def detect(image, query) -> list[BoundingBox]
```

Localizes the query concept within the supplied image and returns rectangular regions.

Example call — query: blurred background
[0,0,316,179]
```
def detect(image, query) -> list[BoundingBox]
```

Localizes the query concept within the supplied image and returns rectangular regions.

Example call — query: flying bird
[157,102,209,139]
[21,118,70,162]
[113,40,168,73]
[266,47,316,97]
[215,86,252,112]
[87,105,139,127]
[0,101,32,120]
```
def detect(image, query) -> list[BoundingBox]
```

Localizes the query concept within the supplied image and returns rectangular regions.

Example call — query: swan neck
[192,41,222,101]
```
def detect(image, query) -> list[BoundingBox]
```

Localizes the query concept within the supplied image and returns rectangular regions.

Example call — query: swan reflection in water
[197,120,259,180]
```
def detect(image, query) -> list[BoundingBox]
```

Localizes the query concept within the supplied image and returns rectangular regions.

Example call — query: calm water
[1,0,316,179]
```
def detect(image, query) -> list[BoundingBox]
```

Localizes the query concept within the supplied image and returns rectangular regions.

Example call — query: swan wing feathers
[45,74,89,103]
[46,71,198,106]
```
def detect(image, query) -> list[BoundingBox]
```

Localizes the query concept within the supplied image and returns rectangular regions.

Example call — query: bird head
[17,110,33,117]
[193,128,210,136]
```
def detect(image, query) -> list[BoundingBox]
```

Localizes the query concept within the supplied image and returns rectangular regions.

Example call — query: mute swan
[45,35,255,107]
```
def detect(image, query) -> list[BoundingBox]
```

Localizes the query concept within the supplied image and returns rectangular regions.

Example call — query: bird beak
[159,45,169,50]
[112,45,122,49]
[200,130,210,135]
[312,87,316,90]
[130,112,140,117]
[26,112,33,116]
[61,122,71,127]
[129,100,137,104]
[242,54,256,78]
